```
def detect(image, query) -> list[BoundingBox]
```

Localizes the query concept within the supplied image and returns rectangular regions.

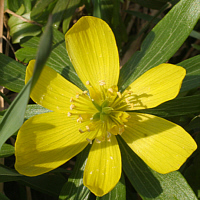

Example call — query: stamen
[117,92,122,98]
[83,90,88,95]
[79,129,84,133]
[87,138,93,144]
[67,112,72,117]
[108,88,113,93]
[70,104,75,110]
[99,80,106,86]
[96,139,101,143]
[86,81,90,85]
[126,90,133,94]
[86,125,90,132]
[107,132,111,138]
[76,94,79,98]
[125,98,130,104]
[130,103,134,109]
[70,97,73,102]
[77,116,83,123]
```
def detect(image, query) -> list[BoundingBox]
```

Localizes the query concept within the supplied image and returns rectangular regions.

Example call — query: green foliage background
[0,0,200,199]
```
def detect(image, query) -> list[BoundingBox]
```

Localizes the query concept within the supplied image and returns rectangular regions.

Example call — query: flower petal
[83,135,121,196]
[125,64,186,110]
[65,16,119,96]
[26,60,96,114]
[121,113,197,174]
[15,112,97,176]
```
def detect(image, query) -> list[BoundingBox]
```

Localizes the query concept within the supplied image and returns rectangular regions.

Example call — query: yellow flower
[15,16,197,197]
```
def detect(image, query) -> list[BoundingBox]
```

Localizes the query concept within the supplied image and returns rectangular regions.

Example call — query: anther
[87,138,93,144]
[108,88,113,93]
[86,81,90,85]
[125,98,130,104]
[83,90,88,95]
[117,92,122,98]
[96,139,101,143]
[77,116,83,123]
[67,112,72,117]
[70,104,75,110]
[79,129,85,133]
[99,80,106,86]
[70,97,73,102]
[107,132,111,138]
[76,94,79,98]
[86,126,90,132]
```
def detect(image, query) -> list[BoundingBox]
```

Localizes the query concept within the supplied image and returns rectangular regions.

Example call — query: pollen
[77,116,83,123]
[108,88,113,93]
[86,125,90,131]
[67,112,72,117]
[79,129,84,133]
[83,90,88,95]
[76,94,79,98]
[87,138,93,144]
[86,80,90,85]
[70,97,73,102]
[117,92,122,98]
[70,104,75,110]
[99,80,106,86]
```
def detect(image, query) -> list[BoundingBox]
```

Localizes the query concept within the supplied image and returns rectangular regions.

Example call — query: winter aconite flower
[15,16,197,196]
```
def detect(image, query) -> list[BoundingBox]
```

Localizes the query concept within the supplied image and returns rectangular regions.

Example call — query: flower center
[68,81,134,144]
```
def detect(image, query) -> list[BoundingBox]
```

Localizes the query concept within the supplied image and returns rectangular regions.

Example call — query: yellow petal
[26,60,96,114]
[121,113,197,174]
[125,64,186,110]
[15,112,97,176]
[83,135,121,196]
[65,16,119,98]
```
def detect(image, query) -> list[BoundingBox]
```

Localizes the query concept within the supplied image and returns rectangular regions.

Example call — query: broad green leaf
[117,136,198,200]
[15,47,37,63]
[119,0,200,91]
[0,165,66,196]
[25,104,51,120]
[8,5,41,43]
[52,0,71,29]
[20,174,66,197]
[184,133,200,197]
[62,0,81,33]
[0,53,25,92]
[7,0,32,13]
[0,165,23,182]
[0,144,15,158]
[178,55,200,93]
[31,0,55,21]
[59,145,91,200]
[0,16,53,150]
[98,173,126,200]
[137,95,200,117]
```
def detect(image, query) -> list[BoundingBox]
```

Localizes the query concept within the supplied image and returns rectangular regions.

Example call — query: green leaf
[0,16,53,150]
[136,95,200,118]
[117,136,198,200]
[98,173,126,200]
[0,53,26,92]
[8,5,41,43]
[0,165,66,197]
[178,55,200,93]
[119,0,200,91]
[52,0,71,29]
[25,104,51,120]
[7,0,32,13]
[62,0,81,33]
[59,145,91,200]
[31,0,55,21]
[0,144,15,158]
